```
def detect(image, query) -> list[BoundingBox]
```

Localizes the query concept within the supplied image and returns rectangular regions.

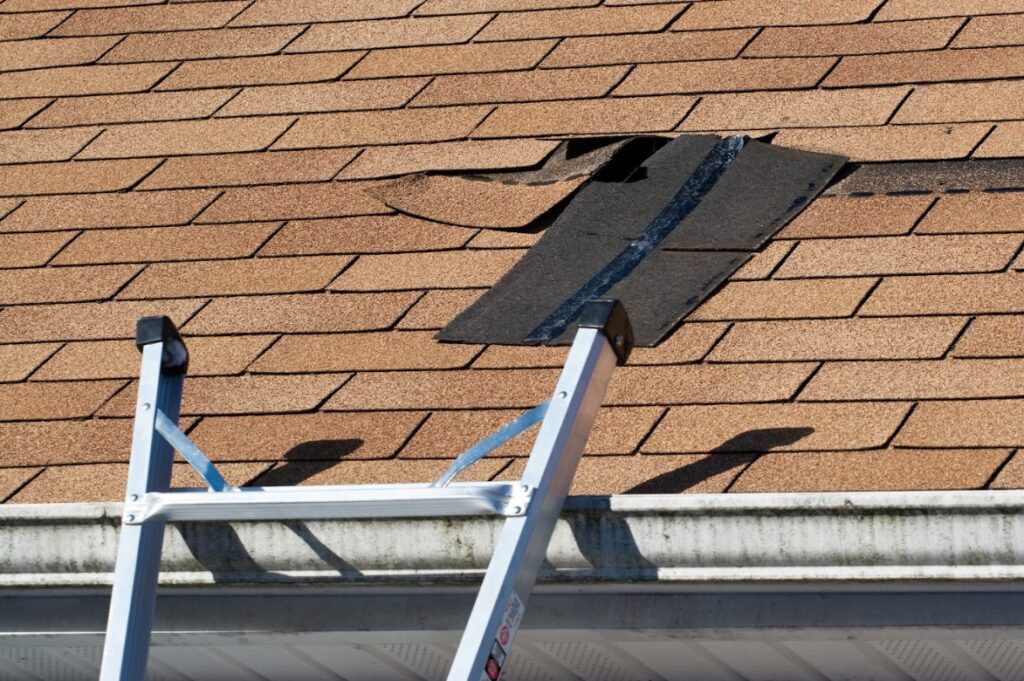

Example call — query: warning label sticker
[483,592,525,681]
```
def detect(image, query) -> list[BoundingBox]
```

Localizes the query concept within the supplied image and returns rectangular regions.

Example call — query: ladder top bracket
[578,299,633,365]
[135,315,189,375]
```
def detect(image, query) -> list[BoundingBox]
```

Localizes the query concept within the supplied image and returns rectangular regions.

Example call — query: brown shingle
[0,128,99,164]
[730,449,1009,493]
[896,81,1024,124]
[954,13,1024,47]
[33,335,275,380]
[644,402,912,453]
[0,232,77,267]
[0,343,60,382]
[52,1,249,36]
[52,222,281,265]
[775,123,991,162]
[401,406,662,457]
[732,242,794,279]
[898,399,1024,447]
[991,452,1024,489]
[0,298,205,343]
[326,368,559,409]
[975,122,1024,157]
[330,249,523,290]
[0,158,160,196]
[195,182,387,223]
[801,358,1024,401]
[474,95,695,137]
[0,190,218,232]
[26,90,236,128]
[156,53,364,91]
[417,0,596,13]
[396,289,482,329]
[0,380,125,421]
[605,363,817,405]
[541,29,755,68]
[252,331,480,372]
[861,272,1024,316]
[256,457,507,487]
[688,278,877,320]
[467,229,541,249]
[778,195,933,238]
[258,214,475,256]
[745,18,962,57]
[0,419,144,466]
[682,87,910,130]
[273,106,490,149]
[476,4,683,41]
[674,0,883,29]
[0,265,139,305]
[0,99,51,130]
[78,116,294,159]
[0,468,40,502]
[0,11,69,41]
[337,139,558,180]
[215,78,427,117]
[710,317,967,362]
[190,411,427,461]
[138,149,358,190]
[346,40,555,79]
[230,0,421,26]
[826,46,1024,87]
[287,14,490,52]
[183,292,417,334]
[3,0,162,10]
[877,0,1024,20]
[776,234,1021,278]
[952,316,1024,357]
[412,65,628,106]
[918,192,1024,233]
[118,255,351,299]
[101,26,303,63]
[615,57,835,96]
[0,36,119,73]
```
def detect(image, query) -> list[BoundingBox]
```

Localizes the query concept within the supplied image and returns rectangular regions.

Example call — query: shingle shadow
[253,438,364,486]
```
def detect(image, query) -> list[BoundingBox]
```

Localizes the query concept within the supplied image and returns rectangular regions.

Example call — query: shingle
[401,406,662,457]
[467,229,541,248]
[26,90,235,128]
[157,53,364,90]
[258,214,475,256]
[183,292,417,335]
[52,1,249,36]
[673,0,883,29]
[330,249,523,290]
[1,0,162,10]
[78,116,294,159]
[778,195,933,238]
[474,95,695,137]
[0,99,50,130]
[0,468,40,502]
[101,26,303,63]
[644,402,912,453]
[0,265,139,304]
[119,255,351,299]
[252,331,481,372]
[0,299,205,343]
[287,14,490,52]
[681,87,910,130]
[0,128,99,164]
[861,272,1024,316]
[0,232,77,267]
[476,4,683,41]
[0,200,21,221]
[52,222,281,265]
[229,0,420,26]
[215,78,427,116]
[416,0,597,14]
[0,11,69,40]
[195,182,387,223]
[897,81,1024,124]
[395,289,482,329]
[898,399,1024,448]
[877,0,1024,20]
[802,358,1024,401]
[337,139,558,180]
[975,122,1024,157]
[918,192,1024,233]
[688,278,877,320]
[33,335,275,380]
[0,36,119,73]
[0,343,60,382]
[346,40,555,79]
[138,149,358,190]
[256,457,507,487]
[729,449,1009,493]
[541,29,754,68]
[615,57,835,96]
[605,363,817,405]
[0,190,218,232]
[100,373,350,417]
[745,18,963,57]
[0,158,160,196]
[189,411,427,461]
[326,368,560,409]
[954,13,1024,47]
[732,242,794,279]
[775,123,991,162]
[272,106,490,149]
[951,316,1024,358]
[412,65,628,106]
[710,317,966,362]
[826,46,1024,87]
[0,380,126,421]
[0,419,145,466]
[991,452,1024,488]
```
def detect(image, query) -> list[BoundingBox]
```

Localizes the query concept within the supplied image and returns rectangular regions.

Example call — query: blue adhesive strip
[432,401,550,488]
[154,410,233,492]
[526,135,747,342]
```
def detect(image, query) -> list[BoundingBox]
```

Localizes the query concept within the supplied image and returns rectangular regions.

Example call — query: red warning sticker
[485,657,500,681]
[498,624,510,646]
[483,592,525,681]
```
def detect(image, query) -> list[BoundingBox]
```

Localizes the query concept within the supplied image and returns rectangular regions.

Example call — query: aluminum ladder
[99,298,634,681]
